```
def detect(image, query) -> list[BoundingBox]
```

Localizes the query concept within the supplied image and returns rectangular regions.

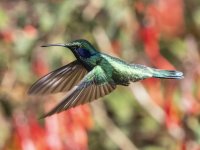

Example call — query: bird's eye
[77,48,92,58]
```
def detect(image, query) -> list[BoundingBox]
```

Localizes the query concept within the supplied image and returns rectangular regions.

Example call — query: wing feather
[28,60,87,95]
[41,66,116,118]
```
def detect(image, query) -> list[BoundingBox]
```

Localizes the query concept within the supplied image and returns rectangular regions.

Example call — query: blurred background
[0,0,200,150]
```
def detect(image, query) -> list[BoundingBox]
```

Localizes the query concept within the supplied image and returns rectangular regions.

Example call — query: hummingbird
[29,39,183,118]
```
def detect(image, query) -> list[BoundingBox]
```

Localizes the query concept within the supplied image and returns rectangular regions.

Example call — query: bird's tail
[152,69,184,79]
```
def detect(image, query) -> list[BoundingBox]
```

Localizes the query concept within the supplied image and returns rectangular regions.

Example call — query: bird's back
[99,54,154,85]
[99,54,134,85]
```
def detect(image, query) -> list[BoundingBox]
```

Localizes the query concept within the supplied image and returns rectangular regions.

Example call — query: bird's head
[42,39,98,59]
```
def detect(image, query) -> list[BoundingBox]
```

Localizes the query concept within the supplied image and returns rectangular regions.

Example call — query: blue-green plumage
[29,39,183,118]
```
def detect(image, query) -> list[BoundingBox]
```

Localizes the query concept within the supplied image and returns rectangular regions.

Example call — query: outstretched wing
[41,66,116,118]
[28,60,88,95]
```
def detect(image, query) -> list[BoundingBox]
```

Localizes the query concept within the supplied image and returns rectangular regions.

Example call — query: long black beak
[41,43,68,48]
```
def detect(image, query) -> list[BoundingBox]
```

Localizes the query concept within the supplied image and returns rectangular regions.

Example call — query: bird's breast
[78,55,102,71]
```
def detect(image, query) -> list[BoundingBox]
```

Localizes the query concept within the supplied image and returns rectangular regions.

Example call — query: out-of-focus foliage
[0,0,200,150]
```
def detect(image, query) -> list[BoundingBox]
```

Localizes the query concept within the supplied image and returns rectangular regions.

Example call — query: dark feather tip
[41,45,49,47]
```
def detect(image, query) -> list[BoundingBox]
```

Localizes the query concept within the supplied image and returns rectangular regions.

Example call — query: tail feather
[152,69,184,79]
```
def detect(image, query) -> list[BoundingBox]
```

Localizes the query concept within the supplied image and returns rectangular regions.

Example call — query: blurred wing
[41,66,116,118]
[28,60,88,95]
